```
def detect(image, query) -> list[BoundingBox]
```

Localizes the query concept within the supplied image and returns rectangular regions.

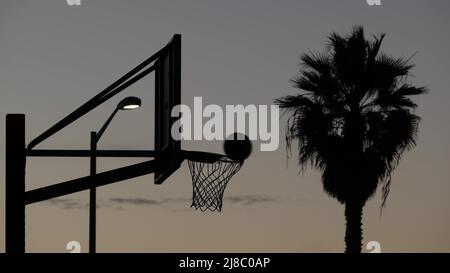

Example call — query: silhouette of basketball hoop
[4,34,252,253]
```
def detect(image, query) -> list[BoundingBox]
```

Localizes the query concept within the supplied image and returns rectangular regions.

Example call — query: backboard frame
[154,34,182,184]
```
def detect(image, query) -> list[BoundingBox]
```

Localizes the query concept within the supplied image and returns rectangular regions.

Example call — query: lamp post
[89,96,141,253]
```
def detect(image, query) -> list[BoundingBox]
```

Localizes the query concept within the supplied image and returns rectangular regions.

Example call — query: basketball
[223,133,252,162]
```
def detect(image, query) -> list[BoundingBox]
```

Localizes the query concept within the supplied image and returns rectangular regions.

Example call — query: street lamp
[117,96,142,110]
[89,96,141,253]
[95,96,142,142]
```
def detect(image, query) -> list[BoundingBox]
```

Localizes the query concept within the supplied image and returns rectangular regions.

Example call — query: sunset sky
[1,0,449,252]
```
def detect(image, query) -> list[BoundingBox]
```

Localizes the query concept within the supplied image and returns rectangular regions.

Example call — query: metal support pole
[5,114,26,253]
[89,131,96,253]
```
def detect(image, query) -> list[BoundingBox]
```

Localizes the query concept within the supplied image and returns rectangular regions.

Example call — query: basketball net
[187,157,242,212]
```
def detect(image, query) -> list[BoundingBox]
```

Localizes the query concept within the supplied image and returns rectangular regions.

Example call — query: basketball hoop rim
[181,150,244,164]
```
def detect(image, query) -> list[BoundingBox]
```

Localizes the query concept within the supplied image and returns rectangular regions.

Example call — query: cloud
[108,197,178,206]
[224,195,279,205]
[46,198,90,210]
[109,197,163,206]
[45,195,284,211]
[108,195,279,207]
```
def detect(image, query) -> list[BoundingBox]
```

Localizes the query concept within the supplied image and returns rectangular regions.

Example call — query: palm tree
[276,26,427,253]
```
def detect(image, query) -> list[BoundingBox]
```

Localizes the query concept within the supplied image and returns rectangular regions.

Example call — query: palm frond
[367,33,386,64]
[395,84,428,96]
[300,52,331,75]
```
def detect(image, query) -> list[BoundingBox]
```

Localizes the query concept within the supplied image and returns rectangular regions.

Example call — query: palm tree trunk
[344,200,363,253]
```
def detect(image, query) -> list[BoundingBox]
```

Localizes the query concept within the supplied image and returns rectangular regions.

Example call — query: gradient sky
[1,0,450,253]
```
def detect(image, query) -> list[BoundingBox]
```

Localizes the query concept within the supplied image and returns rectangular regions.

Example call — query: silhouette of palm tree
[276,26,427,253]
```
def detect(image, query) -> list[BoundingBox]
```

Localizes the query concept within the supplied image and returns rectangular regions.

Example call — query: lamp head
[117,96,142,110]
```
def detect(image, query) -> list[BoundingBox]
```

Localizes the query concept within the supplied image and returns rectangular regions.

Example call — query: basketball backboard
[154,34,182,184]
